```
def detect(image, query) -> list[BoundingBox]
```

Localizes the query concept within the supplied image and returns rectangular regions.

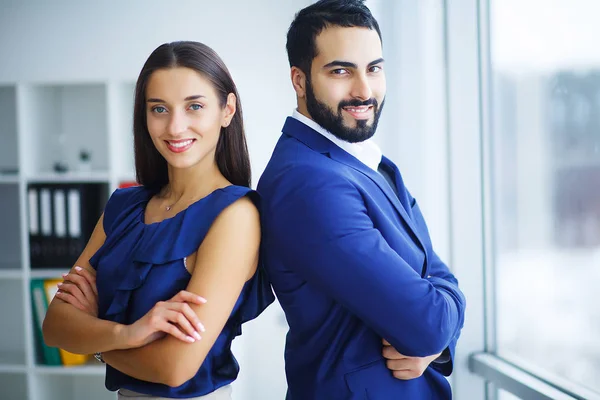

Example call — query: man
[257,0,466,398]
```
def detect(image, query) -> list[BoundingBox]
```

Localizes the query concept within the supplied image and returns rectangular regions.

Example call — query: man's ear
[291,66,307,98]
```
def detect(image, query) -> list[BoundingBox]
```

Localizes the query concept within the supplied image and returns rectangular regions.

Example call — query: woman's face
[145,67,234,171]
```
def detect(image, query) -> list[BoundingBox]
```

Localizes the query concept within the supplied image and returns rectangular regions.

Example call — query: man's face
[305,26,386,143]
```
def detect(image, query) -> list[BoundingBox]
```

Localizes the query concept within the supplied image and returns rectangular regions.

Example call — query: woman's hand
[56,266,98,317]
[123,290,207,348]
[58,268,207,348]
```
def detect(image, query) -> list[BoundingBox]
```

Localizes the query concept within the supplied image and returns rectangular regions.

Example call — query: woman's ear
[222,93,237,128]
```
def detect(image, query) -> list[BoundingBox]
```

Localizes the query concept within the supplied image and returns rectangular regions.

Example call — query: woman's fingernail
[74,266,82,272]
[193,332,202,340]
[62,273,68,278]
[197,296,207,303]
[197,322,206,333]
[57,282,63,287]
[186,336,195,343]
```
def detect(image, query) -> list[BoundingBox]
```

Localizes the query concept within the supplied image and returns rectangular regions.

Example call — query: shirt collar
[291,109,382,171]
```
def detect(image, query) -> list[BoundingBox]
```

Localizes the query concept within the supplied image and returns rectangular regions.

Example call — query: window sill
[469,352,600,400]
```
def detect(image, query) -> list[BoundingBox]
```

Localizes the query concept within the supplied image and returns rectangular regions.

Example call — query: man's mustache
[338,98,378,109]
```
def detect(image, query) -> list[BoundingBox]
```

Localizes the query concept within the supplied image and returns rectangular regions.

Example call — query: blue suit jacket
[257,117,466,399]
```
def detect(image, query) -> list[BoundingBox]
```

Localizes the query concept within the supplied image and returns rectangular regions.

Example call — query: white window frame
[446,1,600,399]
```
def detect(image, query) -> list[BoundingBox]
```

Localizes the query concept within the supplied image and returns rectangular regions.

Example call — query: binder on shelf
[66,183,107,262]
[39,187,53,265]
[67,188,83,261]
[118,180,138,189]
[53,188,69,262]
[27,182,108,268]
[28,187,42,265]
[43,278,90,366]
[30,279,62,366]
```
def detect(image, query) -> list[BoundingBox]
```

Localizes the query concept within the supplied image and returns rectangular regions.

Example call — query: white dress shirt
[291,109,382,171]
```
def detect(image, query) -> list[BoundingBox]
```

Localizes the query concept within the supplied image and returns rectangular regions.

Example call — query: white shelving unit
[0,81,136,400]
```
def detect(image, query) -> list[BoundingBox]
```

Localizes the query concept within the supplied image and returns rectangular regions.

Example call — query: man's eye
[331,69,349,75]
[369,66,382,73]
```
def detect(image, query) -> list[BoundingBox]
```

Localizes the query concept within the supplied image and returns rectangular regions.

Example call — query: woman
[42,41,274,399]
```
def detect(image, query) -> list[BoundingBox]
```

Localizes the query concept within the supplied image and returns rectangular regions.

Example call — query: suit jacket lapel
[379,156,427,256]
[329,147,424,248]
[282,117,425,254]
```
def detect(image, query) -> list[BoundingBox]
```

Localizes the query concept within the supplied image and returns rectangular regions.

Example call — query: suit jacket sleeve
[408,194,465,375]
[427,249,462,375]
[265,166,466,358]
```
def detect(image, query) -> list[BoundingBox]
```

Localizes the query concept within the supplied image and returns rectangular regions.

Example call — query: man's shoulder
[272,131,329,161]
[260,151,348,187]
[261,135,338,177]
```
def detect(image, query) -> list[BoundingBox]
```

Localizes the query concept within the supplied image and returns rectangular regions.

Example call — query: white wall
[0,0,315,398]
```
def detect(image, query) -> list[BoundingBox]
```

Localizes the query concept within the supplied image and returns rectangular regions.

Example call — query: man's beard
[305,77,385,143]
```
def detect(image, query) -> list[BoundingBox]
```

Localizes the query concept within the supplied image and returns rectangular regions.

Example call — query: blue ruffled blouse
[89,185,274,398]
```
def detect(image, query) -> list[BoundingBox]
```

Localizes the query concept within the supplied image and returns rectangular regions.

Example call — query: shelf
[0,185,22,270]
[0,364,26,373]
[0,80,151,399]
[0,351,27,369]
[26,170,111,183]
[0,283,26,367]
[0,74,180,398]
[30,269,69,279]
[107,82,136,180]
[19,83,109,176]
[0,174,19,184]
[32,373,111,400]
[0,86,19,176]
[0,269,23,279]
[35,363,105,376]
[0,371,28,399]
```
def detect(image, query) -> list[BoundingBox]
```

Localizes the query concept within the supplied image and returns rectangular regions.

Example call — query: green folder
[30,279,62,365]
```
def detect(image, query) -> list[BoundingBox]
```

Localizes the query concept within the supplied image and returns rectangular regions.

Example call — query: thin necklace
[164,194,192,211]
[162,192,179,212]
[162,184,217,212]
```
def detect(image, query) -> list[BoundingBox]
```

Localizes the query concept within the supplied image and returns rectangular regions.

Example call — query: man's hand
[382,339,441,380]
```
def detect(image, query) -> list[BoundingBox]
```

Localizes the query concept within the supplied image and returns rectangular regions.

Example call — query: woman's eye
[152,106,167,114]
[189,104,203,111]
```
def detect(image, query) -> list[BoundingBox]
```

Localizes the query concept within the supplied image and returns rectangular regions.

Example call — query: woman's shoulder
[105,185,150,217]
[190,185,260,217]
[219,184,255,198]
[103,185,150,235]
[220,184,260,207]
[180,185,257,227]
[109,185,150,205]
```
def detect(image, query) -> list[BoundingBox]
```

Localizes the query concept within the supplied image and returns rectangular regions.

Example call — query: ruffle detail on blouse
[92,185,274,324]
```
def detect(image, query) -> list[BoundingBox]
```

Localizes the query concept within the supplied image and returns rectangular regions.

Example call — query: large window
[490,0,600,394]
